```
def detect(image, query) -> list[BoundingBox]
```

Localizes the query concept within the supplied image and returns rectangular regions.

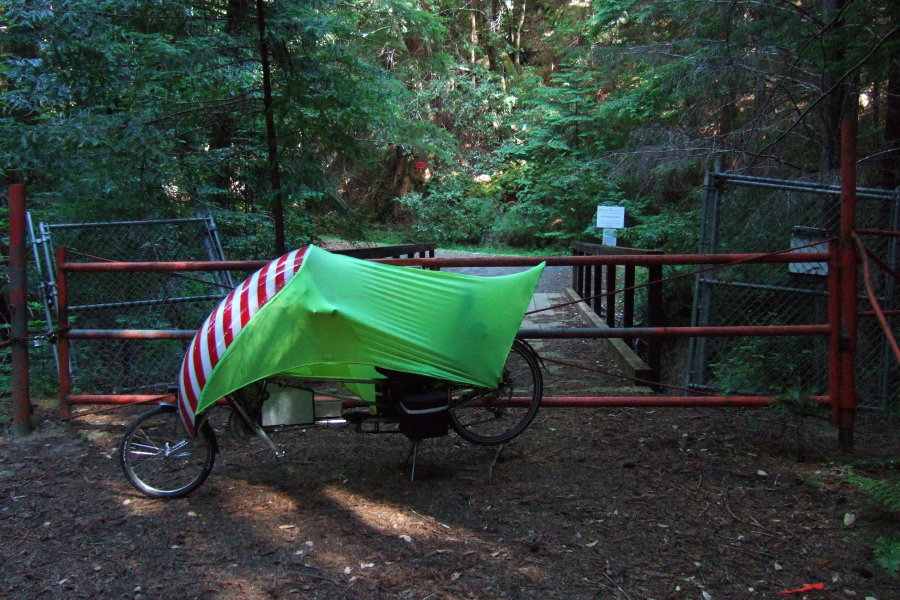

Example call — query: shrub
[398,183,494,245]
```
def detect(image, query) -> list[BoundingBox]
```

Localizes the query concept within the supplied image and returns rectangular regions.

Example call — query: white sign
[596,205,625,229]
[789,227,828,277]
[602,229,618,246]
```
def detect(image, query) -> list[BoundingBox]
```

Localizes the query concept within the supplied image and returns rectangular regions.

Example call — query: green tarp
[196,246,544,415]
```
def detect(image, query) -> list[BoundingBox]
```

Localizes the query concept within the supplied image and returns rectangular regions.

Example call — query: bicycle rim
[120,406,216,499]
[449,340,542,445]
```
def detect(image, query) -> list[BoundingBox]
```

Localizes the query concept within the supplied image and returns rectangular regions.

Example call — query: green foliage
[712,338,815,396]
[1,0,452,243]
[4,0,899,254]
[0,354,10,398]
[848,473,900,512]
[213,210,313,262]
[492,201,557,247]
[772,388,822,423]
[481,58,705,253]
[846,472,900,578]
[874,537,900,578]
[398,173,494,244]
[0,300,57,398]
[421,68,523,149]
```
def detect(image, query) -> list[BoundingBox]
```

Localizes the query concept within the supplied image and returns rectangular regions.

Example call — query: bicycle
[119,339,543,499]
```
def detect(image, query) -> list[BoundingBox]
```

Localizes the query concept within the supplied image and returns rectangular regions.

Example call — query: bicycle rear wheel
[119,405,217,499]
[449,340,543,445]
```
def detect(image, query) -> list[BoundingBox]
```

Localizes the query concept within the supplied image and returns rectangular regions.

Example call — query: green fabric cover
[195,245,544,415]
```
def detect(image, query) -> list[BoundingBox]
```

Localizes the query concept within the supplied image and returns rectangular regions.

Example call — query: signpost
[596,205,625,246]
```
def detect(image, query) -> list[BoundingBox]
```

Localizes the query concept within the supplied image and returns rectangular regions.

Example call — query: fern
[846,472,900,579]
[874,537,900,578]
[848,474,900,511]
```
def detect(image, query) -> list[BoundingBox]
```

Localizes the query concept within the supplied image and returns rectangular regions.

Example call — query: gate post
[55,247,71,419]
[646,264,663,383]
[9,184,33,436]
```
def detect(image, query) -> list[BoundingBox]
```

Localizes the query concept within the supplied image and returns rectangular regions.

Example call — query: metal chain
[4,325,68,345]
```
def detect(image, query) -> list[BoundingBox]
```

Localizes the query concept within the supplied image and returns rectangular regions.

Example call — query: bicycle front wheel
[449,339,543,445]
[119,405,217,499]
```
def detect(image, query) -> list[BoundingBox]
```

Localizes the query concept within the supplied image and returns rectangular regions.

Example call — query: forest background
[2,0,899,258]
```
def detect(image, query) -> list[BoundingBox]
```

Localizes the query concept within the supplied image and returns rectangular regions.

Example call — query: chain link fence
[686,168,900,408]
[28,216,241,396]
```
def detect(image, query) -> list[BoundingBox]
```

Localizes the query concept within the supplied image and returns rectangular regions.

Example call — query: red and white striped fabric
[177,248,308,436]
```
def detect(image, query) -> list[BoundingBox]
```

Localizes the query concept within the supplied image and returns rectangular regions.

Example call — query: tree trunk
[819,0,846,177]
[256,0,285,256]
[482,0,499,74]
[717,81,739,149]
[512,0,525,66]
[470,9,478,85]
[883,59,900,188]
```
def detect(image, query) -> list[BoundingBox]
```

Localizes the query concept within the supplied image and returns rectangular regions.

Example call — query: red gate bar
[66,325,830,342]
[519,325,830,339]
[521,396,831,408]
[860,310,900,318]
[856,229,900,238]
[68,394,176,405]
[63,259,271,272]
[383,253,831,267]
[56,247,71,419]
[61,252,831,272]
[67,329,196,340]
[64,394,831,409]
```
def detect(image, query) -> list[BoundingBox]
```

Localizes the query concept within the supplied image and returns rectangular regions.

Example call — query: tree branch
[753,24,900,161]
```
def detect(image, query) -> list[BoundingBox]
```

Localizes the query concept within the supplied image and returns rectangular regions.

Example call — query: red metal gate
[7,111,891,449]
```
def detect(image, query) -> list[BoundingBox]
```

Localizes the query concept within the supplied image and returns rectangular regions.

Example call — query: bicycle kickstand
[227,397,285,458]
[406,440,421,482]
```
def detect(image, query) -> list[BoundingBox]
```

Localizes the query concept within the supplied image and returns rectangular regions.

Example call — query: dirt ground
[2,298,900,599]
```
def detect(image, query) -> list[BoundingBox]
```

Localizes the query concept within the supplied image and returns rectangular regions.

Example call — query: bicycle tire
[119,405,217,499]
[449,339,543,445]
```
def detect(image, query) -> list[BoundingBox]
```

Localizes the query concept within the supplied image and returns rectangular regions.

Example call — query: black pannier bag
[396,388,450,441]
[377,369,450,441]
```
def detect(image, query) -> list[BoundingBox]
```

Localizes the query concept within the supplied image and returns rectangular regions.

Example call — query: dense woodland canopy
[2,0,899,256]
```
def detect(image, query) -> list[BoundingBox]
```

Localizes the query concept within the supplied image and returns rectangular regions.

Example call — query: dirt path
[2,395,898,600]
[1,256,898,599]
